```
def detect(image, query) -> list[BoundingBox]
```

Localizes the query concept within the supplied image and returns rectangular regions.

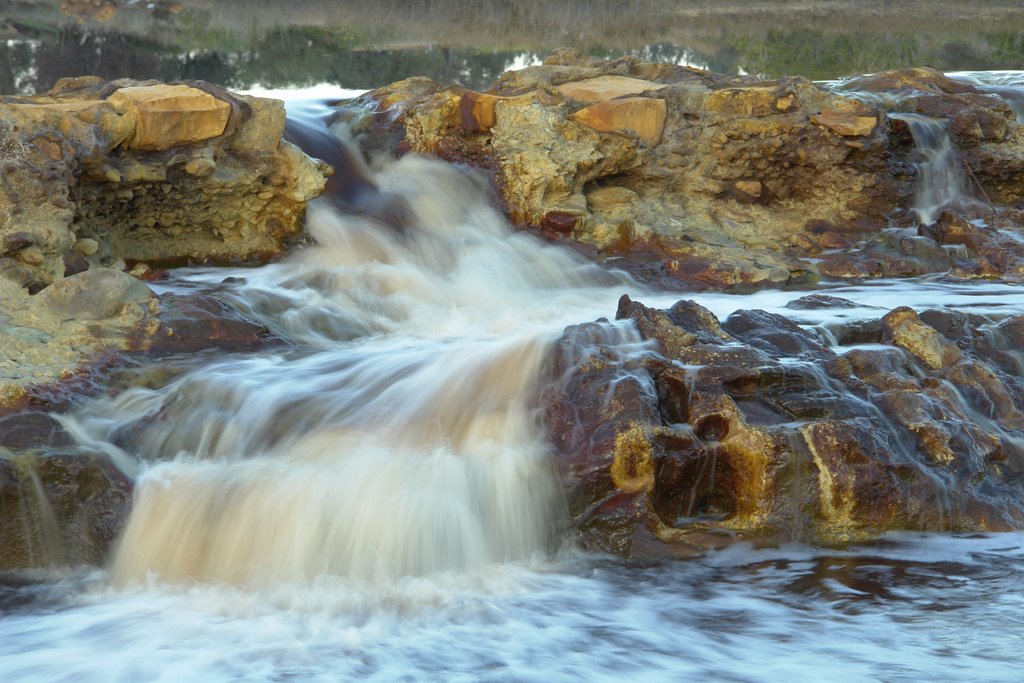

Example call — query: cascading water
[890,112,977,225]
[58,150,640,586]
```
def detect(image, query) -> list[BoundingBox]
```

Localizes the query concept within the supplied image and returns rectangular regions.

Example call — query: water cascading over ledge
[55,156,633,585]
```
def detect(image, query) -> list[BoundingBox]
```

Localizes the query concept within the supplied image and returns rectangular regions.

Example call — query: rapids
[5,85,1024,680]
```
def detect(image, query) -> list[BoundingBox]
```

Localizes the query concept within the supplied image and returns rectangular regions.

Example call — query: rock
[351,55,909,289]
[108,85,231,150]
[734,180,762,198]
[555,75,666,103]
[786,294,861,310]
[0,412,74,451]
[0,450,132,569]
[544,298,1024,555]
[704,86,778,117]
[63,251,89,276]
[0,77,326,288]
[74,237,100,256]
[2,232,36,254]
[809,111,877,136]
[459,91,504,132]
[350,55,1024,287]
[569,97,667,147]
[145,292,282,357]
[881,306,962,370]
[35,268,153,321]
[61,0,118,22]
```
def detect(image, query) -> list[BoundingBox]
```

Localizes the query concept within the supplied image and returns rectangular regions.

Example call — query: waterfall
[60,149,636,586]
[890,112,977,225]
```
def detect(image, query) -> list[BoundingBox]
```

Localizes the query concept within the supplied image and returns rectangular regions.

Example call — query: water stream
[4,90,1024,680]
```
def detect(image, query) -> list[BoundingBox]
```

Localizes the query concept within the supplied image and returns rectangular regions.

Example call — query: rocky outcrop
[348,54,1024,288]
[0,76,328,290]
[544,295,1024,558]
[0,265,280,410]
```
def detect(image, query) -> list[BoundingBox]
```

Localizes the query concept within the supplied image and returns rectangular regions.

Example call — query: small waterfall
[890,112,979,225]
[63,148,637,587]
[6,455,66,567]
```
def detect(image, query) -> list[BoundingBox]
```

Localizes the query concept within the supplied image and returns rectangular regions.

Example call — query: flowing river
[4,81,1024,681]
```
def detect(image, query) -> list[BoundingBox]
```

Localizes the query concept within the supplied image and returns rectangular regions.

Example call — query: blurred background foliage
[2,0,1023,94]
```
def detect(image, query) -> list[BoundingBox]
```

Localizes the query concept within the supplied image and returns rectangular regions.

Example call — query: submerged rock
[0,77,328,288]
[544,296,1024,557]
[0,448,132,570]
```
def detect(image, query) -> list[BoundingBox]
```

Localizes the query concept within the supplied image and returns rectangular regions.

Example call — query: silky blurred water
[3,534,1024,682]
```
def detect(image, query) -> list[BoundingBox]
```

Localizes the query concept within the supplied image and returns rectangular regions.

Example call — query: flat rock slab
[109,84,230,150]
[556,75,666,103]
[570,97,667,147]
[809,111,878,136]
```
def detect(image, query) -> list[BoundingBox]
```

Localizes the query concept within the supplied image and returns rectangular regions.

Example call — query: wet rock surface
[0,449,132,570]
[544,295,1024,558]
[350,55,1024,288]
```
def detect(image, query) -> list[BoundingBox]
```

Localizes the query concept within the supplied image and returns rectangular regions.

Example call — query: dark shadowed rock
[0,450,132,570]
[544,297,1024,557]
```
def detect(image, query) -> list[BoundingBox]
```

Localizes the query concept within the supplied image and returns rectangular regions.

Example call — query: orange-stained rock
[61,0,117,22]
[809,111,878,136]
[460,91,504,132]
[556,75,665,103]
[734,180,762,198]
[569,97,667,147]
[109,85,231,150]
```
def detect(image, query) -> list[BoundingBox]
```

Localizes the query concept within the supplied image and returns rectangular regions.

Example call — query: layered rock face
[350,52,1024,288]
[544,296,1024,557]
[0,78,325,409]
[0,77,327,290]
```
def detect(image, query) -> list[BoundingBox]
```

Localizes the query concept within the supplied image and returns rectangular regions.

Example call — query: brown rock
[108,84,231,151]
[569,97,667,147]
[2,232,36,254]
[1,450,132,569]
[734,180,762,198]
[546,296,1024,554]
[809,111,878,137]
[881,307,962,370]
[460,91,503,132]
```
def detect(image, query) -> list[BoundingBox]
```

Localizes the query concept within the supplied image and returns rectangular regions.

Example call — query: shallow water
[3,534,1024,681]
[6,86,1024,680]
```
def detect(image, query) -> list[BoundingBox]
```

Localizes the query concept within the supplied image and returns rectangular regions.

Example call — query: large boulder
[0,268,280,410]
[543,295,1024,558]
[0,77,328,289]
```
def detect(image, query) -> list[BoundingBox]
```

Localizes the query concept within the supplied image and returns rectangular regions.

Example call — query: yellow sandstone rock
[109,85,230,150]
[704,86,777,117]
[569,97,667,147]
